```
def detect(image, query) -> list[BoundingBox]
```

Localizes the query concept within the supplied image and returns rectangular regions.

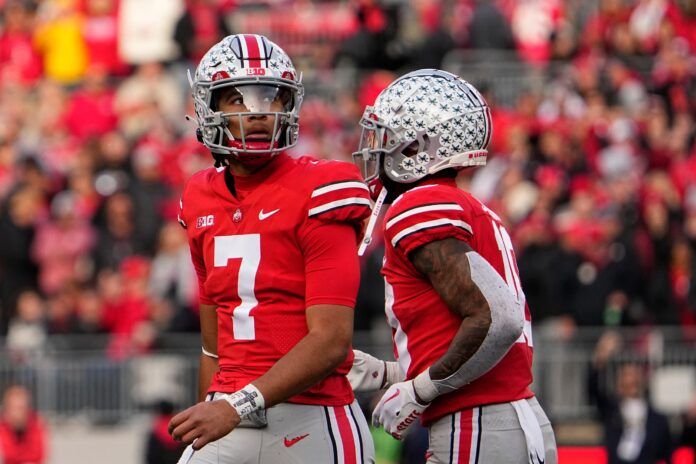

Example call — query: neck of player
[226,156,275,176]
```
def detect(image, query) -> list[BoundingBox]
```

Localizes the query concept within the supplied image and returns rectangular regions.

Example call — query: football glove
[372,380,429,440]
[347,349,404,392]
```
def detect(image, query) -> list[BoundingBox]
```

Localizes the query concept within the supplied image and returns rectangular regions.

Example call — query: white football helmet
[191,34,304,166]
[353,69,492,189]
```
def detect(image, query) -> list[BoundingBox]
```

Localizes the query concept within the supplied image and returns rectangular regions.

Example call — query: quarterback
[349,69,558,463]
[169,34,375,464]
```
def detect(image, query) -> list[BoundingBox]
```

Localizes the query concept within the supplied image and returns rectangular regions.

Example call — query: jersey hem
[421,390,536,426]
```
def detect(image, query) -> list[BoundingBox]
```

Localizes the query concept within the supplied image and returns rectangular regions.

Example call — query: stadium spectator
[128,142,171,255]
[114,62,184,139]
[32,191,95,295]
[63,64,118,141]
[118,0,184,65]
[173,0,230,63]
[33,0,88,84]
[148,220,197,330]
[0,385,48,464]
[467,0,515,50]
[101,257,154,359]
[589,331,674,464]
[92,191,139,271]
[6,290,46,356]
[70,288,105,335]
[81,0,126,76]
[0,186,41,335]
[144,400,186,464]
[0,0,42,86]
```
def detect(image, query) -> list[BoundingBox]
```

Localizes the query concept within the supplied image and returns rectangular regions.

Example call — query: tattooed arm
[371,237,524,438]
[409,237,524,402]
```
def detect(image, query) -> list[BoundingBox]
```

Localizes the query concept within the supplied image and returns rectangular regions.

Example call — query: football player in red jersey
[169,34,375,464]
[349,69,558,464]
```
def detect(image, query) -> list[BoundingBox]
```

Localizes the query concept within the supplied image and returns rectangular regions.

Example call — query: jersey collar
[215,152,293,201]
[414,175,458,189]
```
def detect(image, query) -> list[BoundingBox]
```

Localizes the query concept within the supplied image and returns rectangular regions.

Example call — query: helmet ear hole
[421,134,431,152]
[400,135,430,158]
[401,140,420,157]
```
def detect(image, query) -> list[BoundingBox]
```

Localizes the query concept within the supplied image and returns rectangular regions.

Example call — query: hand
[168,400,240,450]
[372,380,428,440]
[347,350,404,392]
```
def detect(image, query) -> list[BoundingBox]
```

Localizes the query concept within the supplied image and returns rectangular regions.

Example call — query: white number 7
[214,234,260,340]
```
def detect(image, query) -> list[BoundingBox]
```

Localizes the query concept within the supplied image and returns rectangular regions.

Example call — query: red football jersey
[179,153,371,406]
[381,177,534,425]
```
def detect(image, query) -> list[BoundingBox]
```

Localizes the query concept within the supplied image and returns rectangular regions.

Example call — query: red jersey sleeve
[383,185,474,257]
[300,221,360,308]
[295,159,367,308]
[305,161,372,225]
[180,175,215,306]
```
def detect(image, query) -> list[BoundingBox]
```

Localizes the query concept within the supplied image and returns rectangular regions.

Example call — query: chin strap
[358,186,388,256]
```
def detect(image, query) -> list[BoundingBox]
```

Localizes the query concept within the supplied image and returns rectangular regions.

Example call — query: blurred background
[0,0,695,462]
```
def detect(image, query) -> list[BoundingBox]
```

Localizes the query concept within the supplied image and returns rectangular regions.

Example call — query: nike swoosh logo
[382,388,401,406]
[284,434,309,447]
[259,209,280,220]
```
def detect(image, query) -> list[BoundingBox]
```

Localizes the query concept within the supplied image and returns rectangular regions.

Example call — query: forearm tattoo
[411,238,492,381]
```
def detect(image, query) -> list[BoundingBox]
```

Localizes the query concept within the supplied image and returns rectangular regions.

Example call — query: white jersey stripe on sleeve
[391,219,473,247]
[308,197,371,217]
[311,181,369,198]
[386,203,463,230]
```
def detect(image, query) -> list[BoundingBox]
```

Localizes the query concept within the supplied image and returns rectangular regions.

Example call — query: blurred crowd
[0,0,695,363]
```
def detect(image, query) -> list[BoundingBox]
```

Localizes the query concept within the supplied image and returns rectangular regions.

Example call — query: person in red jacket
[0,385,48,464]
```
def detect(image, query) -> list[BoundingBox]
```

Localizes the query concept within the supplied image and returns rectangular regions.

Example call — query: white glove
[372,370,439,440]
[347,349,404,392]
[372,380,429,440]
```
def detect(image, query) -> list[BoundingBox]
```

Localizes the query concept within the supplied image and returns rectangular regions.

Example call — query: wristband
[413,369,439,404]
[220,384,265,418]
[383,361,404,388]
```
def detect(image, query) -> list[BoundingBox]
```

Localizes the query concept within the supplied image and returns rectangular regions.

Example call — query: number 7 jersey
[381,177,534,425]
[178,153,372,406]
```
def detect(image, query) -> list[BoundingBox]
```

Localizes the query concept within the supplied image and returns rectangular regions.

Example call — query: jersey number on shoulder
[214,234,260,340]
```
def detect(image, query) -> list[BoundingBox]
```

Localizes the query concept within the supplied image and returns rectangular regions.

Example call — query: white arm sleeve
[414,251,525,402]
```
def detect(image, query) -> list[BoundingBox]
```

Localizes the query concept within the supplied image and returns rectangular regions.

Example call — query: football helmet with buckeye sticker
[352,69,492,198]
[191,34,304,167]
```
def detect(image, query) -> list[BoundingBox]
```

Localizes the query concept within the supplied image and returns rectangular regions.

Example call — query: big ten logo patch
[246,68,266,76]
[196,215,215,228]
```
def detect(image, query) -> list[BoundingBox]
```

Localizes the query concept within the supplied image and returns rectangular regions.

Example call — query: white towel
[511,398,546,464]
